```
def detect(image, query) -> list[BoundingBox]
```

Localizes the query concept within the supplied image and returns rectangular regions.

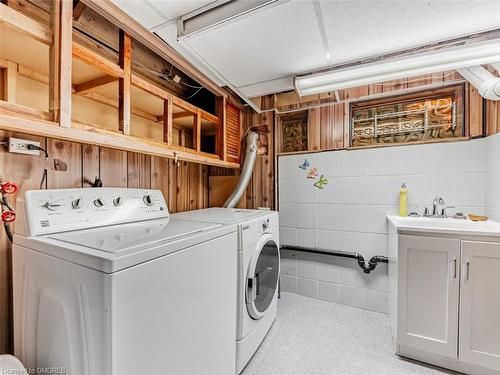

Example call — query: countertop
[387,215,500,237]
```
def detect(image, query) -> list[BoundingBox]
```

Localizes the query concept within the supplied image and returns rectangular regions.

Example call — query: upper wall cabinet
[0,1,241,168]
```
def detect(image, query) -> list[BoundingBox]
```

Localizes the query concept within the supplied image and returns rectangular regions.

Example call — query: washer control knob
[43,201,62,211]
[143,195,153,206]
[94,198,105,208]
[113,197,123,207]
[71,198,83,209]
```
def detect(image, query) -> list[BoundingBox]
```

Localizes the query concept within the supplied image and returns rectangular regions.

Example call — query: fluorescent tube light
[295,39,500,96]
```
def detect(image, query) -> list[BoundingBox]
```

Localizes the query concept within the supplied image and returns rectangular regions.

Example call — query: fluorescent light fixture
[295,39,500,96]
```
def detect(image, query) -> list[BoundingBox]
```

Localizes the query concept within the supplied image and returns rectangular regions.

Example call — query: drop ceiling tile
[321,0,500,65]
[155,24,225,86]
[182,1,327,88]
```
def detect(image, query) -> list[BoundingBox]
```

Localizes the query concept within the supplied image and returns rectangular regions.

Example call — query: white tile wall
[486,132,500,221]
[278,138,488,313]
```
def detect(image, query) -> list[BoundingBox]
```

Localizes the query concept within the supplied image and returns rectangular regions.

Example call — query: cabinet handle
[453,258,457,279]
[466,260,470,281]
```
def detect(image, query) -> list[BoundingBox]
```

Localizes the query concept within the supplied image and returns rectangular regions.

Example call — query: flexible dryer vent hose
[223,132,259,208]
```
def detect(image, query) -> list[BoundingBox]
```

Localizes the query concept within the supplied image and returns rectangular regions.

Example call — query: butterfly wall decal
[307,167,318,179]
[314,175,328,189]
[299,159,310,170]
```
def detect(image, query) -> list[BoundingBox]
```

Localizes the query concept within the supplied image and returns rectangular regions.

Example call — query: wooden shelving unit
[0,1,240,168]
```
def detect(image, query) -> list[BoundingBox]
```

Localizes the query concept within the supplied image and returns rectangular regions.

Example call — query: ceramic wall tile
[297,204,317,229]
[280,275,298,294]
[298,278,318,298]
[318,204,340,231]
[279,178,298,203]
[297,228,317,248]
[279,155,298,179]
[317,230,341,251]
[278,137,489,313]
[279,227,297,246]
[297,178,317,203]
[316,152,340,177]
[318,282,340,304]
[279,203,297,227]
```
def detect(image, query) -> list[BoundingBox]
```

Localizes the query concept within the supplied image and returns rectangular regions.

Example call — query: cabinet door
[398,235,460,358]
[225,102,241,163]
[460,241,500,370]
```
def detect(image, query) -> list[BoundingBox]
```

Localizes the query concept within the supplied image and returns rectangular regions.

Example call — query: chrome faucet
[432,196,444,217]
[423,197,456,218]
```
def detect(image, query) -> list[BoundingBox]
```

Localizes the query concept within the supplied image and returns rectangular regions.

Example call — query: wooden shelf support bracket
[118,30,132,135]
[49,0,73,128]
[163,99,173,144]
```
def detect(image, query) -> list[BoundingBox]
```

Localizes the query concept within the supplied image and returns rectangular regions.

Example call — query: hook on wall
[174,152,180,167]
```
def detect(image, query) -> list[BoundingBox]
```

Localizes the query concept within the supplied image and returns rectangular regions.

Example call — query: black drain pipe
[280,245,388,274]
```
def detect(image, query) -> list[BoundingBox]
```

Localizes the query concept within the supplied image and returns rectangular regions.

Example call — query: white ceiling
[110,0,218,29]
[113,0,500,100]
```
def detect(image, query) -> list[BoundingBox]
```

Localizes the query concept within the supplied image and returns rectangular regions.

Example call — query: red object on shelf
[1,182,18,194]
[1,210,15,223]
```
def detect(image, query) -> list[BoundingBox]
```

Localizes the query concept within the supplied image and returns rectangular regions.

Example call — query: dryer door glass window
[247,239,280,319]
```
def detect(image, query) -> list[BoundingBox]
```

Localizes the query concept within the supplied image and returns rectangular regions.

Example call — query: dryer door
[246,234,280,320]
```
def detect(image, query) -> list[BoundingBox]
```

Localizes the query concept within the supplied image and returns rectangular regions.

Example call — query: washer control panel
[23,188,168,236]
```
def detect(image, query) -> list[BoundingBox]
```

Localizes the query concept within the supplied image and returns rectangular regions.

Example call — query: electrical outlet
[173,75,181,84]
[9,138,40,156]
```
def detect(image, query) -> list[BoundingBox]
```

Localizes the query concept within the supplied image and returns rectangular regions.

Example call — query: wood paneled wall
[242,95,275,210]
[487,100,500,135]
[275,72,487,154]
[0,130,208,353]
[209,95,275,210]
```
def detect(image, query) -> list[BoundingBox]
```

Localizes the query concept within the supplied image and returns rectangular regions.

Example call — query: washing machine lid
[15,218,231,273]
[173,207,268,224]
[48,218,221,253]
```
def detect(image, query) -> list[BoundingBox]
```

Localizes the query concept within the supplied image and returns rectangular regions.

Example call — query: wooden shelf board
[0,111,239,168]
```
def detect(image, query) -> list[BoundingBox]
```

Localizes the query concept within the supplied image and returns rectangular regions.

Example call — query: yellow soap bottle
[399,183,408,217]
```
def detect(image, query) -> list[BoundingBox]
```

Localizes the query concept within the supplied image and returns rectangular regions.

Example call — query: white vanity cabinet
[398,235,460,359]
[388,216,500,375]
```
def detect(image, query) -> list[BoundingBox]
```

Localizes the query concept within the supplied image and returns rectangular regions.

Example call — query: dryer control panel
[21,188,168,236]
[241,212,279,249]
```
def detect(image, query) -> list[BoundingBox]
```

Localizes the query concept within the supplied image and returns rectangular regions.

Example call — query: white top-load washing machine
[12,188,238,375]
[173,208,280,373]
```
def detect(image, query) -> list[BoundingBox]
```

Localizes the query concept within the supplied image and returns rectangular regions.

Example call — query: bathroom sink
[387,215,500,237]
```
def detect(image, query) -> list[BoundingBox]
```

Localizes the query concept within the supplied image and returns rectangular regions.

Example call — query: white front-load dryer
[237,213,280,373]
[172,208,280,373]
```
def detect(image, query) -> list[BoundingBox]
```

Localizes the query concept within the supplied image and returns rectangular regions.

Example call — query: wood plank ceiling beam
[0,2,53,44]
[72,0,86,21]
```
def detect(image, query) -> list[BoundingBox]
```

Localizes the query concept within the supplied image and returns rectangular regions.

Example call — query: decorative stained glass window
[351,85,464,147]
[281,114,308,153]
